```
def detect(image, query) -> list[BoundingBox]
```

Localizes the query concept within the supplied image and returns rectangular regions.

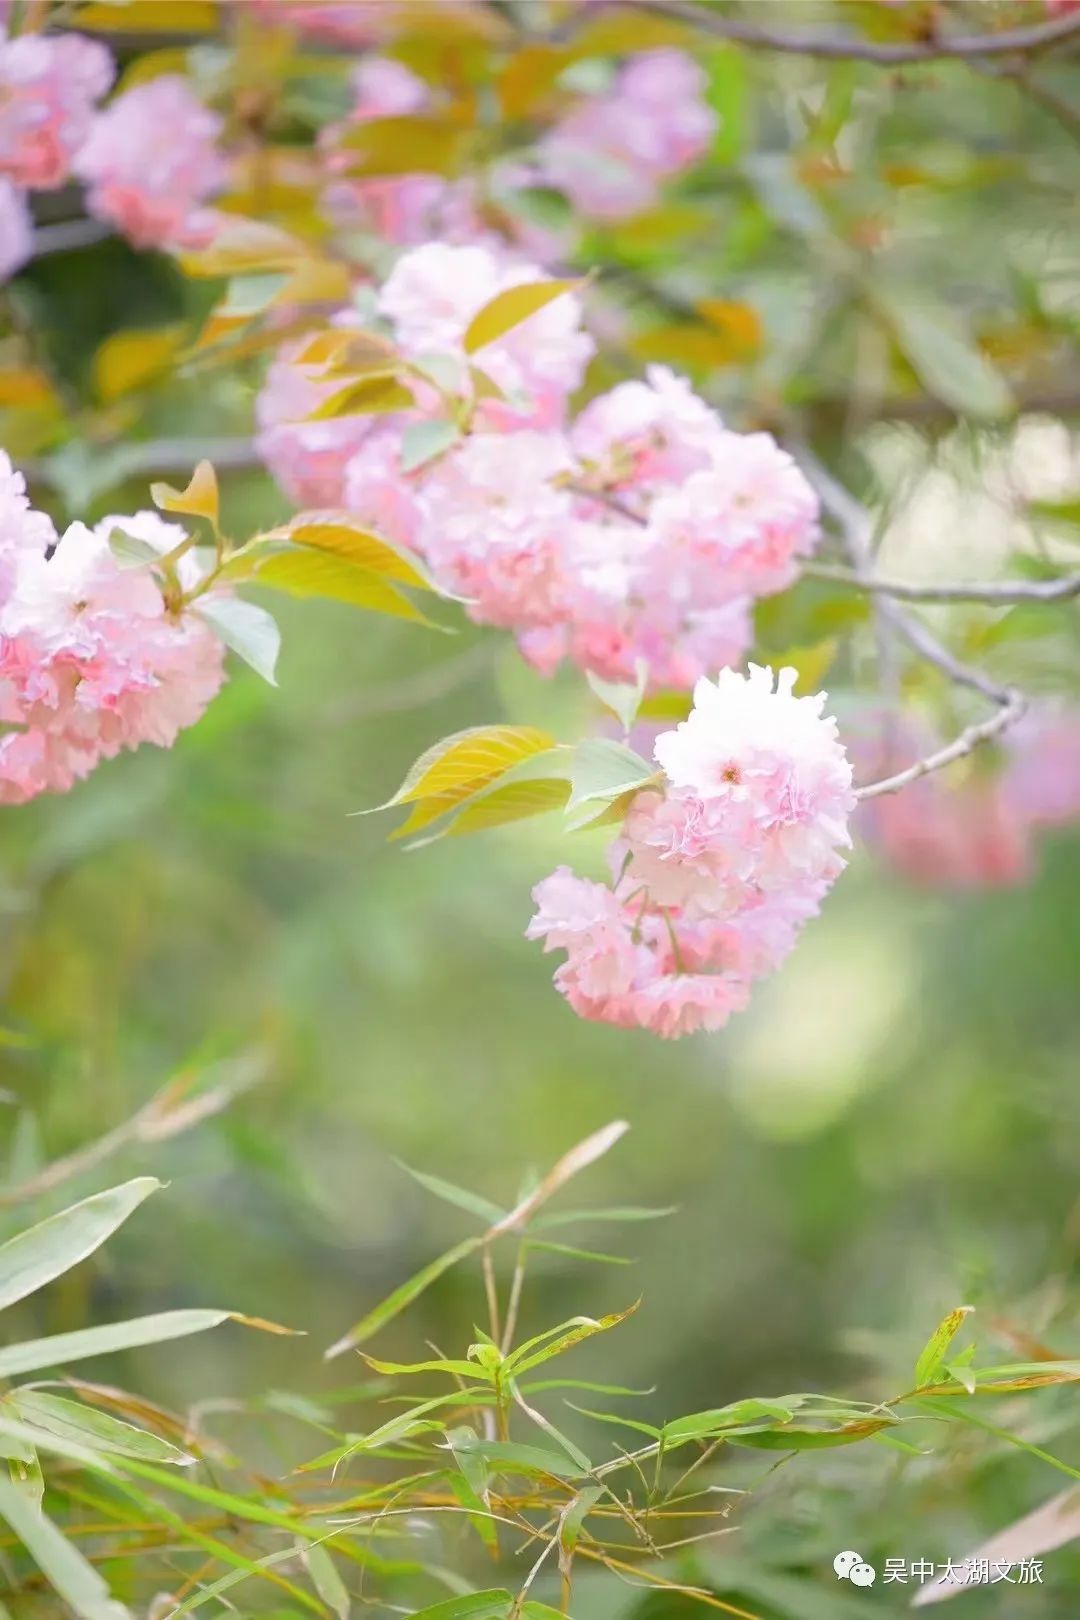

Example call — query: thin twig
[635,1,1080,65]
[803,561,1080,605]
[796,449,1028,797]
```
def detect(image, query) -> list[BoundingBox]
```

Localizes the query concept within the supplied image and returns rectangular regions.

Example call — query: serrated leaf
[0,1178,161,1315]
[276,514,441,593]
[376,725,555,811]
[464,279,583,355]
[252,547,434,624]
[150,460,219,531]
[194,596,280,685]
[567,737,655,812]
[915,1305,974,1388]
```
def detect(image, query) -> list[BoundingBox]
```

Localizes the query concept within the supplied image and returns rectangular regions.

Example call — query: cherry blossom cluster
[259,241,820,690]
[857,709,1080,889]
[0,26,224,281]
[0,451,227,805]
[529,666,857,1038]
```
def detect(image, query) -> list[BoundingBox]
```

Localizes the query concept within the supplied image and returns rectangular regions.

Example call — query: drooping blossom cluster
[0,25,225,277]
[529,666,857,1038]
[857,709,1080,889]
[537,50,717,222]
[0,451,227,805]
[259,241,819,691]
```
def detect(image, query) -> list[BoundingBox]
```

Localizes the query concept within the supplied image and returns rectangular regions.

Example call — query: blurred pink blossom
[75,75,226,249]
[0,29,113,189]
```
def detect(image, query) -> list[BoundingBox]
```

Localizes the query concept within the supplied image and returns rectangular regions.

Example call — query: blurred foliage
[2,0,1080,1615]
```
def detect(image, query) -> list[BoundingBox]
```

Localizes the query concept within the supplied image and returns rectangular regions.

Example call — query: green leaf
[194,596,280,685]
[303,1543,350,1619]
[374,726,555,812]
[401,419,460,473]
[253,548,434,624]
[566,738,655,813]
[276,516,442,594]
[0,1308,245,1379]
[0,1177,161,1315]
[360,1354,486,1380]
[394,1160,505,1224]
[566,1405,662,1439]
[463,280,583,355]
[506,1301,640,1376]
[916,1359,1080,1396]
[663,1398,799,1444]
[449,1436,583,1480]
[524,1239,634,1266]
[325,1236,482,1358]
[882,292,1014,421]
[0,1473,130,1620]
[728,1416,899,1450]
[533,1205,676,1231]
[586,662,648,733]
[914,1305,974,1389]
[404,1592,512,1620]
[5,1392,193,1465]
[1029,498,1080,530]
[106,525,161,569]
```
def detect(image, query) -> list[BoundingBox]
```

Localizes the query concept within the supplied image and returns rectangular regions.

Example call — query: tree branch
[637,1,1080,66]
[795,449,1028,796]
[803,561,1080,605]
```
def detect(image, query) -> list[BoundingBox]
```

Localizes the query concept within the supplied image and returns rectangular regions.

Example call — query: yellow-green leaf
[442,778,570,838]
[336,116,469,178]
[150,460,219,531]
[379,725,555,810]
[275,515,440,594]
[92,326,185,404]
[72,0,217,29]
[308,374,415,420]
[914,1305,974,1389]
[464,279,583,355]
[252,548,433,624]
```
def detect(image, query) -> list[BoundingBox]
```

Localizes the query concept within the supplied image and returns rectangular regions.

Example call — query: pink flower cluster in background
[538,50,717,222]
[0,26,224,279]
[857,709,1080,889]
[0,452,226,804]
[259,242,819,691]
[529,666,856,1037]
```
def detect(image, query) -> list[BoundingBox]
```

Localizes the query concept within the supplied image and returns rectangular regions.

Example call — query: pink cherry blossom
[245,0,391,43]
[0,500,226,805]
[416,430,577,625]
[0,177,31,281]
[529,666,854,1037]
[647,433,820,598]
[256,338,394,507]
[0,30,113,189]
[538,50,716,221]
[377,242,594,424]
[75,75,226,249]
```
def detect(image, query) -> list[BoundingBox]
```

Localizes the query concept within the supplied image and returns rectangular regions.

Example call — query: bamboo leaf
[325,1236,482,1358]
[0,1178,161,1315]
[914,1306,974,1389]
[0,1473,129,1620]
[0,1308,288,1380]
[5,1392,193,1465]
